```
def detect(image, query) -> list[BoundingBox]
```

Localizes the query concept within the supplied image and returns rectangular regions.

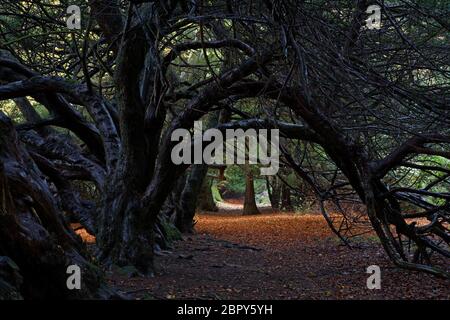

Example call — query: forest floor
[107,201,449,300]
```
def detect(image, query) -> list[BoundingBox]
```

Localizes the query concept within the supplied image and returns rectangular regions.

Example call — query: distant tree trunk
[280,183,294,211]
[174,165,208,233]
[218,166,226,181]
[266,176,281,210]
[243,170,260,215]
[174,111,221,232]
[198,176,218,212]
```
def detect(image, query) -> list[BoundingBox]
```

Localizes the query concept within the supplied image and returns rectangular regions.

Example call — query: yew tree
[0,0,448,298]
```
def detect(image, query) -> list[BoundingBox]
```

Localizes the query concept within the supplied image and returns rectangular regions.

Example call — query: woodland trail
[108,202,449,300]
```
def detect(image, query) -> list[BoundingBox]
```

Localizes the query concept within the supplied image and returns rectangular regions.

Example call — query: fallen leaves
[108,211,450,300]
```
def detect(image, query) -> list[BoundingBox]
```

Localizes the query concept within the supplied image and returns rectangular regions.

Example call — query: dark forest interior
[0,0,448,300]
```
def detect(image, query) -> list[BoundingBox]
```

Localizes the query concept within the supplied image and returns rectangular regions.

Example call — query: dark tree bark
[175,165,209,233]
[0,256,23,300]
[218,166,226,181]
[198,175,219,212]
[96,7,157,275]
[243,169,260,215]
[280,183,294,211]
[266,176,281,210]
[0,113,116,299]
[174,111,221,232]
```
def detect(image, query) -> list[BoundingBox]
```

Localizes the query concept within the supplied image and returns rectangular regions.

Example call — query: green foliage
[0,101,21,122]
[388,154,450,206]
[224,165,246,193]
[0,99,50,124]
[211,180,223,203]
[223,165,265,194]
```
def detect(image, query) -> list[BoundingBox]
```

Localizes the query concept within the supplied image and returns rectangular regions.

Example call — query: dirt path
[109,206,449,300]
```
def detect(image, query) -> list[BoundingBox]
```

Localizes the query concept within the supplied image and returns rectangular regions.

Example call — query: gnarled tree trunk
[0,113,116,299]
